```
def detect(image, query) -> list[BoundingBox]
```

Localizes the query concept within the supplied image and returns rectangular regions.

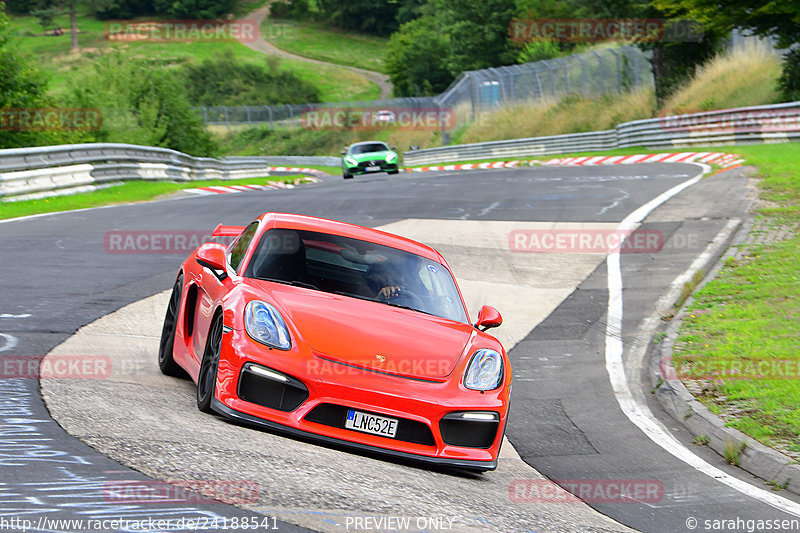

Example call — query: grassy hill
[9,10,380,103]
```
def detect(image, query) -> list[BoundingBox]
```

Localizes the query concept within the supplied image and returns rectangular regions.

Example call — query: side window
[228,223,258,274]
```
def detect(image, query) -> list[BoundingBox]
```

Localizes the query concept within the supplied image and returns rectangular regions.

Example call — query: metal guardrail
[0,143,336,202]
[403,101,800,166]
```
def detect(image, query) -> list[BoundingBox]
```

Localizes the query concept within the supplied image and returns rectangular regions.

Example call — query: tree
[66,53,218,156]
[0,2,82,147]
[652,0,800,49]
[31,0,78,50]
[152,0,238,19]
[436,0,517,75]
[315,0,402,37]
[386,15,451,96]
[653,0,800,101]
[385,0,518,96]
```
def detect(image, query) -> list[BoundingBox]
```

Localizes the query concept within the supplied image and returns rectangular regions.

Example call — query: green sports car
[341,141,400,180]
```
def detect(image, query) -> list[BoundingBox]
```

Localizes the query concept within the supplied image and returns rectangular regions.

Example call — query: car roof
[349,141,388,148]
[257,213,445,263]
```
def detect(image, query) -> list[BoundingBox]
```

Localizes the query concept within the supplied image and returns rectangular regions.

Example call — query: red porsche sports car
[158,213,511,471]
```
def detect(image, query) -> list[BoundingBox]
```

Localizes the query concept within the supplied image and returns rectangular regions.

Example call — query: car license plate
[345,409,398,438]
[366,165,380,171]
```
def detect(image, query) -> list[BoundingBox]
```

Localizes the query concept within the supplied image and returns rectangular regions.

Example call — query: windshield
[350,143,389,154]
[244,229,468,323]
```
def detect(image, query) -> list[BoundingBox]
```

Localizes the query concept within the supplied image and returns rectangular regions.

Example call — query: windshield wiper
[383,301,435,317]
[256,277,321,291]
[332,290,378,302]
[331,290,437,317]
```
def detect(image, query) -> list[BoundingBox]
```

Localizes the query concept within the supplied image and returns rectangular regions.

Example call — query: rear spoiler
[212,224,246,238]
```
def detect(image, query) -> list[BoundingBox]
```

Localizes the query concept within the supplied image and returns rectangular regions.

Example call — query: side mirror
[340,150,346,155]
[391,146,397,150]
[475,305,502,331]
[196,243,228,281]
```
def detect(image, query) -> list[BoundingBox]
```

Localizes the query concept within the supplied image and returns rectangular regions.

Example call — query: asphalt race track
[2,164,800,533]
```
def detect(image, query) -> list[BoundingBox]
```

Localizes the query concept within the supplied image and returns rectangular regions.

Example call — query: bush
[269,0,311,19]
[778,48,800,102]
[182,50,320,106]
[517,40,561,64]
[0,3,84,148]
[386,16,451,97]
[94,0,237,19]
[66,53,218,156]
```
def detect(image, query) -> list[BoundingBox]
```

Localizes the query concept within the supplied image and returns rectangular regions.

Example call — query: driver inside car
[366,258,418,302]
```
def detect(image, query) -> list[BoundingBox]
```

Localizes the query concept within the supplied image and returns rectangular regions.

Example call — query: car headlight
[464,349,503,391]
[386,153,397,162]
[345,157,358,166]
[244,300,291,350]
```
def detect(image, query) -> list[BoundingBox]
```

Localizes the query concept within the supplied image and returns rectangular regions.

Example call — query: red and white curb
[265,166,324,175]
[184,175,321,196]
[404,152,745,173]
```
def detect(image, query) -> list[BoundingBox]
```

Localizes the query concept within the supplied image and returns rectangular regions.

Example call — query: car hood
[245,280,472,380]
[348,151,395,162]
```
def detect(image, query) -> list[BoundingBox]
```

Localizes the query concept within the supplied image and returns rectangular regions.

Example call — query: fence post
[554,58,568,93]
[591,51,605,94]
[576,55,587,95]
[535,69,544,101]
[608,48,621,92]
[438,101,449,146]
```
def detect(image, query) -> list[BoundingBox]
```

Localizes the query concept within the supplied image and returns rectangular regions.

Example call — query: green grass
[9,12,378,103]
[264,18,388,74]
[0,175,303,221]
[672,142,800,452]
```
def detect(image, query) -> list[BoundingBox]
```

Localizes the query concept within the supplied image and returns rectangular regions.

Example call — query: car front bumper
[213,331,509,471]
[344,160,398,174]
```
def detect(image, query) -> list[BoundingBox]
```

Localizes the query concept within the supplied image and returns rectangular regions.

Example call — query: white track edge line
[604,164,800,516]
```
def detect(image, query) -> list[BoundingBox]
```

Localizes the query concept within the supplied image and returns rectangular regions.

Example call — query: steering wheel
[387,289,426,310]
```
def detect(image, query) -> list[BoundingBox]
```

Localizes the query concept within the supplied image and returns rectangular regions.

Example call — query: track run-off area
[1,163,799,533]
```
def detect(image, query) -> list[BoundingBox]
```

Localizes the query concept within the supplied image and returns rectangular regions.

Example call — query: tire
[158,274,187,377]
[388,169,399,175]
[196,312,223,413]
[343,171,354,179]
